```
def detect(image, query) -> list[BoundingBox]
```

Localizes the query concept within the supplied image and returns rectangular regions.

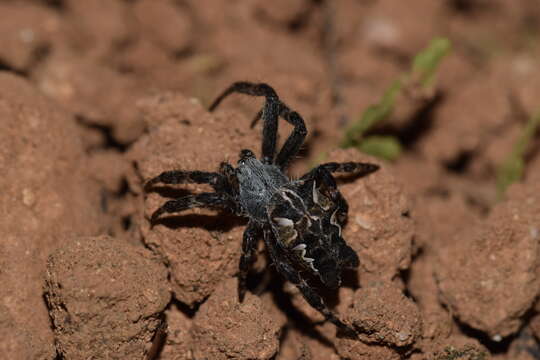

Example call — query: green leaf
[496,111,540,198]
[358,136,403,161]
[412,37,452,88]
[341,80,402,148]
[339,37,452,161]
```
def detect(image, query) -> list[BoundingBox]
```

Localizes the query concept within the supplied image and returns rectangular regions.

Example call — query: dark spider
[145,82,379,334]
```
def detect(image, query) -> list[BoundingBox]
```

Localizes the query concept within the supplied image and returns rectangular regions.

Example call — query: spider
[145,82,379,334]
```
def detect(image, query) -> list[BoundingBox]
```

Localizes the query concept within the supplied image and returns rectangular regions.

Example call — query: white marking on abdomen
[292,243,318,272]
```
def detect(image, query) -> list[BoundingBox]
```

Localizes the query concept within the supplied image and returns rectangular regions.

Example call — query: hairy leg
[214,161,240,197]
[302,162,379,182]
[145,170,222,190]
[208,82,307,168]
[275,106,307,170]
[238,221,260,302]
[318,161,379,176]
[150,192,236,223]
[209,82,280,164]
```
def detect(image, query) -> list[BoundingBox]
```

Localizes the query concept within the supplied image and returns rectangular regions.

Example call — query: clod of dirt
[128,92,260,305]
[158,305,192,360]
[0,2,60,70]
[436,175,540,338]
[34,53,146,144]
[502,328,540,360]
[408,251,453,346]
[62,0,132,60]
[276,323,341,360]
[409,333,490,360]
[408,193,477,350]
[360,0,443,57]
[432,344,489,360]
[133,0,192,53]
[87,150,130,193]
[529,310,540,343]
[44,235,171,359]
[0,72,105,359]
[189,278,284,360]
[335,337,401,360]
[0,305,54,359]
[345,282,422,347]
[326,149,414,286]
[417,71,513,175]
[252,0,308,24]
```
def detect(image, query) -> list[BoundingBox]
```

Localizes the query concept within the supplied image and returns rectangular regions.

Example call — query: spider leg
[145,170,222,190]
[301,162,379,182]
[262,229,356,336]
[301,163,338,190]
[238,220,260,302]
[250,109,263,128]
[209,82,308,169]
[218,161,239,196]
[219,161,236,180]
[319,162,379,176]
[209,82,281,164]
[150,192,236,223]
[274,106,307,170]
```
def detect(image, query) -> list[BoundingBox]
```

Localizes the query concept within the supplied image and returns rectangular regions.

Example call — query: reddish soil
[0,1,539,359]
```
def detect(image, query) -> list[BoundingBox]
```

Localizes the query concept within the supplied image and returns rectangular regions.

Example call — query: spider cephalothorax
[145,82,378,333]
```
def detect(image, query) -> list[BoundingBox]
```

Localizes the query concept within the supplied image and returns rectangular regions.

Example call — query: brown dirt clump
[133,0,193,54]
[276,324,341,360]
[0,304,53,359]
[436,175,540,339]
[44,235,170,359]
[34,53,146,144]
[189,278,284,360]
[158,306,193,360]
[128,92,260,305]
[0,2,60,71]
[417,71,513,173]
[345,282,422,348]
[0,72,105,359]
[335,336,402,360]
[61,0,133,61]
[430,344,489,360]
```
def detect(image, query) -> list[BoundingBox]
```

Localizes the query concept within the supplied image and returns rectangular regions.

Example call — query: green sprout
[340,37,452,161]
[496,110,540,198]
[412,37,452,88]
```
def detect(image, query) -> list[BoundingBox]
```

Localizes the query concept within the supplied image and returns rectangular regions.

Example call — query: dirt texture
[436,173,540,339]
[0,72,105,359]
[345,282,422,348]
[44,235,170,359]
[0,0,540,359]
[127,93,260,306]
[189,278,284,360]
